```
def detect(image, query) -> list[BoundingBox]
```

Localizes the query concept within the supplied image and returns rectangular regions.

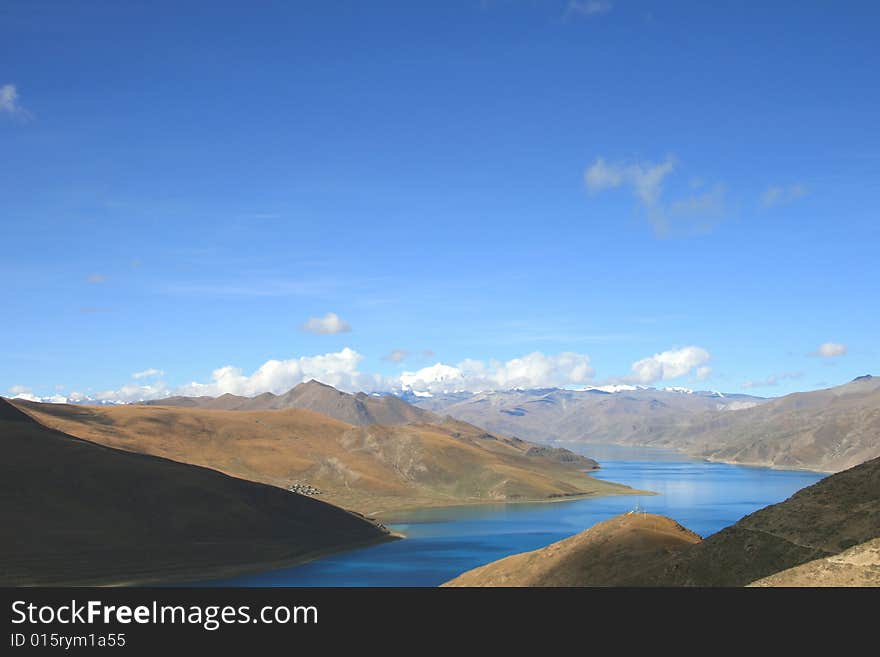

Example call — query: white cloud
[695,366,712,381]
[382,349,410,363]
[132,368,164,379]
[813,342,847,358]
[92,383,168,403]
[626,346,711,384]
[176,347,383,397]
[0,84,25,116]
[300,312,351,335]
[761,184,806,208]
[399,351,595,393]
[741,372,803,389]
[566,1,613,18]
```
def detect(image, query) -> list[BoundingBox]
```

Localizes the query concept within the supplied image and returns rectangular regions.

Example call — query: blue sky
[1,1,878,401]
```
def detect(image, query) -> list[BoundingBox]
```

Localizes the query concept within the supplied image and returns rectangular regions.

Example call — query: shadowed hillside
[14,395,631,516]
[0,399,391,586]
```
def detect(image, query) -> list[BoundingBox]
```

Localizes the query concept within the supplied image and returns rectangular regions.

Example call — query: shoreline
[373,485,653,524]
[562,441,833,475]
[11,485,650,588]
[12,534,401,589]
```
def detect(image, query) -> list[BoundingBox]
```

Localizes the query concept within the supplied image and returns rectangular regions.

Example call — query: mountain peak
[852,374,874,382]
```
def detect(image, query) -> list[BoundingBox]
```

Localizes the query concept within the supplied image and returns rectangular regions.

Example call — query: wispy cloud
[382,348,410,363]
[86,273,107,284]
[741,371,803,389]
[761,184,806,208]
[132,368,164,379]
[584,155,725,236]
[163,279,338,298]
[300,312,352,335]
[0,84,29,118]
[566,1,613,18]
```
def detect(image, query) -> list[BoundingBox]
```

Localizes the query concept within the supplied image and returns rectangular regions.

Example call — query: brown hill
[748,538,880,587]
[443,455,880,586]
[144,380,435,425]
[443,513,701,587]
[0,398,391,586]
[13,398,627,517]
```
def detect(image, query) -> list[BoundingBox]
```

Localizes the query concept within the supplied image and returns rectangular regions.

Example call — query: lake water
[197,445,825,587]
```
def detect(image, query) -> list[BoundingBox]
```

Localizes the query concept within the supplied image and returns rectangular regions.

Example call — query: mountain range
[407,376,880,472]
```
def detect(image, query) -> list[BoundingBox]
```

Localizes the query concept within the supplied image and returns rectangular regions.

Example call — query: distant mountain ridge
[143,379,436,426]
[402,385,767,446]
[404,376,880,472]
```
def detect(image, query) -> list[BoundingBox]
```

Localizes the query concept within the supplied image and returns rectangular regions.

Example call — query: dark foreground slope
[0,399,391,586]
[444,456,880,586]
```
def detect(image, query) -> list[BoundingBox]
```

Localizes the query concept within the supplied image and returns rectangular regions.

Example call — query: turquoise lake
[197,445,825,587]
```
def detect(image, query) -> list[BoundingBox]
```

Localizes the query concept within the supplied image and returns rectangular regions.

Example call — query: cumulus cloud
[399,351,595,393]
[176,347,384,397]
[741,372,803,389]
[625,346,711,384]
[761,184,806,208]
[300,312,351,335]
[812,342,847,358]
[566,1,613,18]
[132,368,164,379]
[382,349,410,363]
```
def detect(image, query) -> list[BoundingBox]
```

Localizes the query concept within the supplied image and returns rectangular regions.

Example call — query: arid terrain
[444,454,880,586]
[748,538,880,587]
[0,398,392,586]
[444,513,700,586]
[13,387,634,517]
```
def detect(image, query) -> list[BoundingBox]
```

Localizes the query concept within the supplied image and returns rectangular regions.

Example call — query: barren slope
[443,513,700,587]
[14,399,631,516]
